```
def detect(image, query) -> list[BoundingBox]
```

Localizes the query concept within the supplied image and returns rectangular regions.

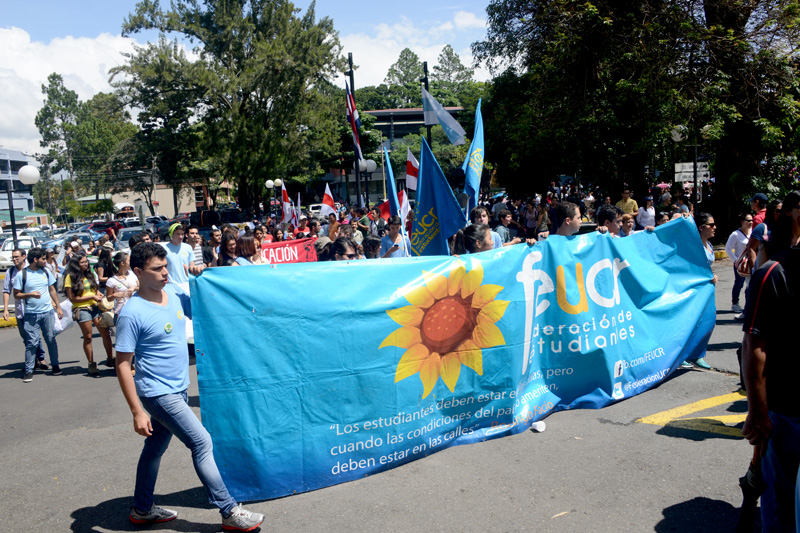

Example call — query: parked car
[117,226,144,250]
[0,236,41,271]
[89,220,123,234]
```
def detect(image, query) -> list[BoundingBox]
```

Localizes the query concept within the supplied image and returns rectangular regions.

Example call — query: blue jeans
[135,390,237,515]
[761,411,800,532]
[16,320,45,361]
[22,312,59,374]
[732,266,746,305]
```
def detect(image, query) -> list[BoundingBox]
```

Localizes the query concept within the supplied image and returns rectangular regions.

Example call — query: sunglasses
[704,223,716,228]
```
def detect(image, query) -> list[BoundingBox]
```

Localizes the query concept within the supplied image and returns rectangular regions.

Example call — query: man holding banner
[115,243,264,531]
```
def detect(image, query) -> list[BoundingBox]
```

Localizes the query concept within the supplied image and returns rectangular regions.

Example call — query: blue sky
[1,0,490,154]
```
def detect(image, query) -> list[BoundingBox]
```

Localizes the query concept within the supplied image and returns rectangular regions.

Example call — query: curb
[0,317,17,328]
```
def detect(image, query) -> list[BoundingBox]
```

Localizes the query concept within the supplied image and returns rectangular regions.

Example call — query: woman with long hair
[217,233,238,266]
[235,235,263,265]
[725,212,753,314]
[95,247,114,290]
[451,224,494,255]
[64,254,114,375]
[681,212,717,370]
[106,251,138,320]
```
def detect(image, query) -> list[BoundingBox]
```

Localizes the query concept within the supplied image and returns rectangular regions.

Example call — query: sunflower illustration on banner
[380,258,509,397]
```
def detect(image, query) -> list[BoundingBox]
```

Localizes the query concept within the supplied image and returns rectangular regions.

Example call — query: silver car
[0,236,41,271]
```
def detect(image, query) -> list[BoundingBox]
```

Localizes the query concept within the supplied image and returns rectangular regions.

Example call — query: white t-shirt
[106,271,138,315]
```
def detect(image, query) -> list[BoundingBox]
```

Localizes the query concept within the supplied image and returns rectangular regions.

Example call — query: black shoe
[52,365,62,376]
[35,361,49,371]
[23,372,33,383]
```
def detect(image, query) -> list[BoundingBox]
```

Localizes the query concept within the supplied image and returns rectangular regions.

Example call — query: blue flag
[409,138,469,256]
[422,87,466,145]
[384,147,400,217]
[462,99,483,214]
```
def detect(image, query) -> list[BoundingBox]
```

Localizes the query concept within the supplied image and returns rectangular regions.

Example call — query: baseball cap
[749,193,768,204]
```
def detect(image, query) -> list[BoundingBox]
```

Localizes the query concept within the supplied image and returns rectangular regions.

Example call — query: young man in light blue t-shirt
[12,247,63,382]
[115,243,263,531]
[160,223,196,285]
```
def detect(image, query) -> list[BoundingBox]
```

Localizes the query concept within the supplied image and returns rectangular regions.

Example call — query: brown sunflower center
[420,295,477,355]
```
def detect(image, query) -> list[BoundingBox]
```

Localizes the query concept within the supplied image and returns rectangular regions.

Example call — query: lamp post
[2,158,40,249]
[354,159,377,209]
[265,179,274,220]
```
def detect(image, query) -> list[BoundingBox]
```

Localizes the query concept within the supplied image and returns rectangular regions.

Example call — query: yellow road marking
[636,391,747,438]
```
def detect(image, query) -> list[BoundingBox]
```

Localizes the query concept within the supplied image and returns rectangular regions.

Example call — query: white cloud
[453,11,486,30]
[0,27,137,154]
[0,9,489,154]
[336,10,489,90]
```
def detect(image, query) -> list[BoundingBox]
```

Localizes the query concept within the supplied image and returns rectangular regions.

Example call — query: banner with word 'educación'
[191,217,715,501]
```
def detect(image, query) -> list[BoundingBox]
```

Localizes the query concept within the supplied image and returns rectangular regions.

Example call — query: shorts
[77,306,100,324]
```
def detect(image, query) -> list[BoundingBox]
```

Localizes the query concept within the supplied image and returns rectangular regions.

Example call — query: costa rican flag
[406,147,419,190]
[346,82,365,163]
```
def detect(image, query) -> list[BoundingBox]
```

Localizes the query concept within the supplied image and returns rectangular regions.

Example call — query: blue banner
[192,217,715,501]
[409,138,468,256]
[462,99,483,215]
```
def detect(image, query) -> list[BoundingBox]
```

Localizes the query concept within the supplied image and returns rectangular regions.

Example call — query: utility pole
[346,53,363,208]
[421,62,432,147]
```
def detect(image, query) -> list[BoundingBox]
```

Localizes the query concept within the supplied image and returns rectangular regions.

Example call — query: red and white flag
[291,192,301,227]
[376,189,408,221]
[399,188,410,224]
[406,148,419,191]
[320,183,337,218]
[280,181,293,224]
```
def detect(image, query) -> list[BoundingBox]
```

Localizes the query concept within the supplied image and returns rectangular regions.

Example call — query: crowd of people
[3,182,799,531]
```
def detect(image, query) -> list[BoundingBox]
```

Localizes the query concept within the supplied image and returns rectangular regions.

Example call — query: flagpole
[346,53,363,208]
[421,61,432,146]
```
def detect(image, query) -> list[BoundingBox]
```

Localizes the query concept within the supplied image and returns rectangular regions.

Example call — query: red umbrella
[655,183,670,189]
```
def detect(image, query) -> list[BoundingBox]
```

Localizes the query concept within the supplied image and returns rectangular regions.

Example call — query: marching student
[115,242,264,530]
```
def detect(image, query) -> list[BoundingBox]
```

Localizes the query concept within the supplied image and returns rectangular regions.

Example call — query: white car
[0,236,41,271]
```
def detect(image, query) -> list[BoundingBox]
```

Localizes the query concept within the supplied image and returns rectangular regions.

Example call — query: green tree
[111,37,204,215]
[384,48,424,107]
[35,73,80,187]
[473,0,800,217]
[355,84,401,110]
[73,92,138,201]
[121,0,346,213]
[432,45,473,86]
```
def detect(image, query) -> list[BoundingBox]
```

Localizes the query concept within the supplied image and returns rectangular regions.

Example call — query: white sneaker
[734,312,745,321]
[222,504,264,531]
[731,304,743,313]
[129,504,178,524]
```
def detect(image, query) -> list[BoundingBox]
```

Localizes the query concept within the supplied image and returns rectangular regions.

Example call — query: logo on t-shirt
[177,310,183,320]
[164,323,173,334]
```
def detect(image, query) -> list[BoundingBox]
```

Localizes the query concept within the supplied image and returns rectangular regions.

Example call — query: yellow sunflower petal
[422,270,448,300]
[447,260,466,296]
[472,284,504,308]
[379,326,422,349]
[478,299,510,323]
[386,305,425,327]
[401,283,435,309]
[456,340,483,375]
[473,321,505,349]
[395,344,430,383]
[460,259,484,298]
[439,353,462,392]
[419,353,441,398]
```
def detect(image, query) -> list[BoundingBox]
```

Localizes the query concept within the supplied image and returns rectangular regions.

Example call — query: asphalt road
[0,259,758,532]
